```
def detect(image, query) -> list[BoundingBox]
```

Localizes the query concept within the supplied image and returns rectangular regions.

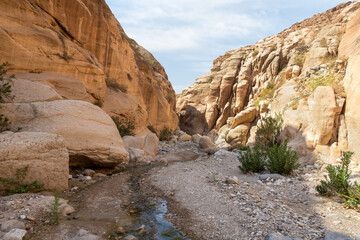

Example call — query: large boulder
[199,136,217,149]
[231,107,257,128]
[226,124,250,149]
[0,131,69,190]
[123,133,159,157]
[0,100,129,167]
[308,86,337,145]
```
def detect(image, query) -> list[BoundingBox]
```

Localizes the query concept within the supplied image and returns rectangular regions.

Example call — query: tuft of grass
[294,54,305,67]
[296,42,310,55]
[252,50,259,57]
[93,99,103,108]
[166,92,175,103]
[320,38,328,48]
[105,78,128,93]
[55,50,74,62]
[159,127,172,141]
[306,73,339,92]
[111,116,135,136]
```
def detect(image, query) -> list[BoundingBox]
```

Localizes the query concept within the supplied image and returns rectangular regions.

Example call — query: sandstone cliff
[177,2,360,168]
[0,0,178,133]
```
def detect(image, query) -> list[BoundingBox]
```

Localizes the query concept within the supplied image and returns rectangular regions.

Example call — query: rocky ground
[1,139,360,240]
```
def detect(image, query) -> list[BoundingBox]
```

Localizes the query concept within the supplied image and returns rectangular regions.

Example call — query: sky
[106,0,347,93]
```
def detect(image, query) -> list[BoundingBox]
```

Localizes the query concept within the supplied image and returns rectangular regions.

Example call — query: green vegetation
[238,145,266,173]
[294,54,305,67]
[0,165,44,195]
[306,73,338,92]
[105,78,128,93]
[159,127,172,141]
[48,191,62,225]
[316,151,360,208]
[259,82,276,99]
[93,99,103,108]
[166,92,175,103]
[266,141,299,175]
[255,113,283,147]
[111,116,135,136]
[295,42,310,55]
[252,50,259,57]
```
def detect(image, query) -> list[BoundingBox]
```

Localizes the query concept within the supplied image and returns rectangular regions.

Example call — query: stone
[116,227,126,234]
[201,147,219,155]
[73,229,101,240]
[83,169,95,177]
[225,124,250,148]
[124,235,138,240]
[127,148,151,165]
[259,174,284,181]
[225,176,239,185]
[0,132,69,190]
[1,220,26,232]
[1,100,129,167]
[264,232,292,240]
[3,228,27,240]
[180,134,192,142]
[323,232,352,240]
[191,134,202,144]
[308,86,337,145]
[123,133,159,157]
[199,136,217,149]
[231,107,257,128]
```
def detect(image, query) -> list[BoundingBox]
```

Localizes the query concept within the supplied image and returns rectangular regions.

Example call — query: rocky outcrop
[0,0,178,133]
[177,2,360,166]
[0,100,129,167]
[0,131,69,190]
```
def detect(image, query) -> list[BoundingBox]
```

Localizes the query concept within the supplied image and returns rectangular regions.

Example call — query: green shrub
[252,50,259,57]
[259,82,276,99]
[238,145,266,173]
[48,191,62,225]
[296,42,310,55]
[255,113,284,147]
[159,127,172,141]
[111,116,135,136]
[265,142,300,175]
[0,165,44,195]
[342,181,360,208]
[316,151,353,196]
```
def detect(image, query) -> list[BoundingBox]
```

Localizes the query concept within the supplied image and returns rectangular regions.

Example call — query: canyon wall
[177,2,360,168]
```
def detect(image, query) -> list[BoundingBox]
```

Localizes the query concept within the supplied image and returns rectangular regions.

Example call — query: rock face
[177,2,360,165]
[0,100,129,167]
[0,131,69,190]
[0,0,178,133]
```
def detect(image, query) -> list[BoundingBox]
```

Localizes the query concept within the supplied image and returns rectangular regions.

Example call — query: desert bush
[166,92,175,103]
[296,43,310,55]
[265,142,300,175]
[316,151,360,208]
[111,116,135,136]
[252,50,259,57]
[238,145,266,173]
[159,127,172,141]
[316,151,353,196]
[259,82,276,99]
[255,113,284,147]
[0,165,44,195]
[48,191,62,225]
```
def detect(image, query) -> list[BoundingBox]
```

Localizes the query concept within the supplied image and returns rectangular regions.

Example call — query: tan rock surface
[0,100,129,167]
[199,136,217,149]
[180,134,192,142]
[231,107,257,129]
[0,131,69,190]
[226,124,250,148]
[0,0,178,132]
[123,133,159,157]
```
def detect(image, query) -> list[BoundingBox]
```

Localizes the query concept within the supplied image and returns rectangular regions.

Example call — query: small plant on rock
[111,116,135,137]
[265,141,300,175]
[255,113,284,147]
[238,145,266,173]
[0,62,15,132]
[159,127,172,141]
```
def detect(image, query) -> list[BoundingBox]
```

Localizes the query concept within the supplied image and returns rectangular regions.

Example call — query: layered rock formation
[177,2,360,167]
[0,0,178,133]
